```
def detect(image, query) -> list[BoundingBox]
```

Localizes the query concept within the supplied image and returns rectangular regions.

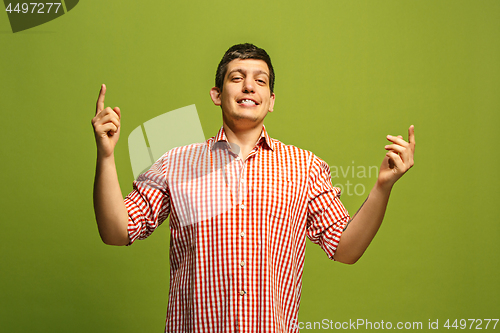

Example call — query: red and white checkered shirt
[124,126,350,332]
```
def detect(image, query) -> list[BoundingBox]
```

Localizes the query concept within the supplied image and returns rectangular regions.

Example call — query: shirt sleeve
[124,157,171,245]
[306,156,350,260]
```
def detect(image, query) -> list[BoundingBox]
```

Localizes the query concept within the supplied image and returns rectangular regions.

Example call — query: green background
[1,0,498,332]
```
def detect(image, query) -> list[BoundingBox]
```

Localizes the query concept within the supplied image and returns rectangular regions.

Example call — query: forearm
[333,125,415,264]
[333,182,392,264]
[93,154,129,245]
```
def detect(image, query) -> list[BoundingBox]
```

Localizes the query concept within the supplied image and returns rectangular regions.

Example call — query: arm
[91,84,129,246]
[333,125,415,264]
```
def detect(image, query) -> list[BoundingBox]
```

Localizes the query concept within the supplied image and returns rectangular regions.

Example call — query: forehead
[225,58,270,78]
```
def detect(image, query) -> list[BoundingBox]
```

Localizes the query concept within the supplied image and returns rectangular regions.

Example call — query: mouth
[237,98,259,106]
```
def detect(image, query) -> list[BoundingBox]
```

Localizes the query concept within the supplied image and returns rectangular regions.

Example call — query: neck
[223,122,263,160]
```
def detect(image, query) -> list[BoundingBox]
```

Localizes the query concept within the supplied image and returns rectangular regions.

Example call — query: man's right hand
[91,84,129,246]
[92,84,121,158]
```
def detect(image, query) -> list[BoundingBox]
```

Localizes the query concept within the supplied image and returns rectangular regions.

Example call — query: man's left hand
[377,125,415,190]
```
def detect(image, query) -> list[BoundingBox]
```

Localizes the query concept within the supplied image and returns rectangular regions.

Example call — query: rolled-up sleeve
[124,158,171,245]
[306,156,350,260]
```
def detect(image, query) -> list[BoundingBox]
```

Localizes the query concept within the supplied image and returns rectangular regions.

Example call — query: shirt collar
[211,125,274,152]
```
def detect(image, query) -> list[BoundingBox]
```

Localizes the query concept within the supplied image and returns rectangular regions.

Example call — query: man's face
[210,58,275,130]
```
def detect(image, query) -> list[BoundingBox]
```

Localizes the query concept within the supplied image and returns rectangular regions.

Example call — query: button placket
[237,161,249,303]
[235,157,248,307]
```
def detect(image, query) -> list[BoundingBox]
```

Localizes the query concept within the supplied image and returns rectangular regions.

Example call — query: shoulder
[269,137,324,165]
[153,140,209,170]
[270,137,313,155]
[164,141,208,156]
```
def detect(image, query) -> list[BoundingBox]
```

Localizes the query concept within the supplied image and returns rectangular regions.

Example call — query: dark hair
[215,43,275,94]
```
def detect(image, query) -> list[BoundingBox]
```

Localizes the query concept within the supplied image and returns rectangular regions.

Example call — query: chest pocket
[169,167,233,228]
[265,177,296,220]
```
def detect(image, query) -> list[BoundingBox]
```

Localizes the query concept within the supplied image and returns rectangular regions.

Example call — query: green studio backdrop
[1,0,498,332]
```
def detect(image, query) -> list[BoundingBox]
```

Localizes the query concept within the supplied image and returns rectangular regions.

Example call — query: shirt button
[240,260,246,267]
[239,290,246,296]
[240,204,245,210]
[240,231,245,237]
[241,178,246,183]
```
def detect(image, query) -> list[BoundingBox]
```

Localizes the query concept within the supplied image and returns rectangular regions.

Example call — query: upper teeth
[240,99,256,105]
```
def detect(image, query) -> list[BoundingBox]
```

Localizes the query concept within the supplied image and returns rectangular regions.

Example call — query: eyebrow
[227,68,270,78]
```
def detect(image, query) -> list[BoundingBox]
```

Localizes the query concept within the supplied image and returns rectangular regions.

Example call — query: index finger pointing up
[408,125,415,145]
[95,84,106,115]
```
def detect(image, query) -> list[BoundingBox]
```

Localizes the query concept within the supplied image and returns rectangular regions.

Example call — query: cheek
[221,90,234,103]
[222,96,232,106]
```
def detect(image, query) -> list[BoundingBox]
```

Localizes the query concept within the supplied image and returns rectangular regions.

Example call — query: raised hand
[334,126,416,264]
[377,125,415,189]
[91,84,121,158]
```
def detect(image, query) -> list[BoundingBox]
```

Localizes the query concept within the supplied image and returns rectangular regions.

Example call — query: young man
[92,43,415,332]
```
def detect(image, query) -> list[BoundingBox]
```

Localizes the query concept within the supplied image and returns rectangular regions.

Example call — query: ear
[268,93,276,112]
[210,87,221,106]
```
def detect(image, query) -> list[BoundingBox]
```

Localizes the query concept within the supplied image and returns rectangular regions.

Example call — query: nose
[242,77,254,93]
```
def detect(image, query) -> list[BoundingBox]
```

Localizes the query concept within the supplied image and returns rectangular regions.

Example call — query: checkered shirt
[124,126,350,332]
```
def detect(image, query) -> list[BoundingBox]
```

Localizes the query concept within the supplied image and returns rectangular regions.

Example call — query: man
[92,43,415,332]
